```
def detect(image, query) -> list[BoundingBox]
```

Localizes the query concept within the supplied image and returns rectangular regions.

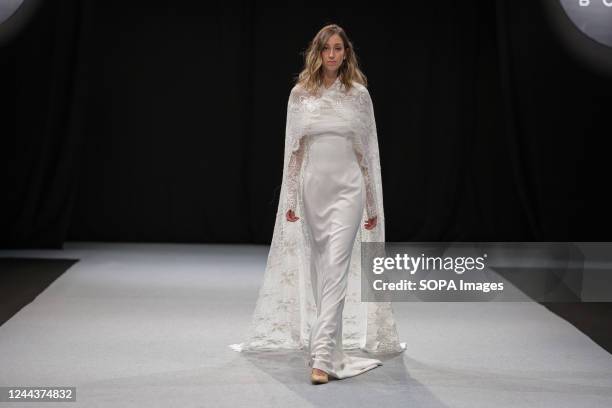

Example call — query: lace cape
[230,78,406,354]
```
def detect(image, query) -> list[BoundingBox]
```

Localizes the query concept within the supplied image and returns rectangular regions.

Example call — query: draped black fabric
[1,0,611,248]
[1,0,92,248]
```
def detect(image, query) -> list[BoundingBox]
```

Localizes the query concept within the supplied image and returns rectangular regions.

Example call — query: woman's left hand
[364,216,377,230]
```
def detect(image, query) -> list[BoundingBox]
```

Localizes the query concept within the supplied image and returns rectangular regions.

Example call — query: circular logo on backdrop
[560,0,612,48]
[0,0,24,25]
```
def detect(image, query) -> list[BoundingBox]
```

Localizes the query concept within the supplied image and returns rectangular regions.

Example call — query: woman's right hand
[286,209,300,222]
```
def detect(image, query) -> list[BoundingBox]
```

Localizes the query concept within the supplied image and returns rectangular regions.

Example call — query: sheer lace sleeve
[351,84,380,221]
[286,136,305,213]
[353,143,378,220]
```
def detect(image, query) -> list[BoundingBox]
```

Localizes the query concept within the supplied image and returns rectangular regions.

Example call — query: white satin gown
[292,79,383,379]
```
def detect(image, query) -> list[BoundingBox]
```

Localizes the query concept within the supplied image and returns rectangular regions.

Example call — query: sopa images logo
[560,0,612,48]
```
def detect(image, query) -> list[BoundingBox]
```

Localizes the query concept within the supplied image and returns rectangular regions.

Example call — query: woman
[230,24,406,384]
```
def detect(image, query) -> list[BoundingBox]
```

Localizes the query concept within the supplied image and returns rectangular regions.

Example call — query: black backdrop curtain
[1,0,610,248]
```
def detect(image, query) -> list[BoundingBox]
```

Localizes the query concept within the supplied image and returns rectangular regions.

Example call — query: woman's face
[320,33,345,74]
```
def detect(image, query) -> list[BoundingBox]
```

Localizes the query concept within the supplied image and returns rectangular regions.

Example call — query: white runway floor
[1,242,611,407]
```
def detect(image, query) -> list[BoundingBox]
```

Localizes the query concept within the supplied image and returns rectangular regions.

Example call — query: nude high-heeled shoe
[311,368,329,384]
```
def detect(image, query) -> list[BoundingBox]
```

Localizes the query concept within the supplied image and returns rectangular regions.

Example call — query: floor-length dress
[298,78,383,379]
[228,76,406,373]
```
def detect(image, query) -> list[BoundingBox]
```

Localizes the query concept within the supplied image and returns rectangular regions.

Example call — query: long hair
[295,24,368,94]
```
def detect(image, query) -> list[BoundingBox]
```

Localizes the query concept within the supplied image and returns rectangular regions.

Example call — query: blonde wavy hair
[294,24,368,95]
